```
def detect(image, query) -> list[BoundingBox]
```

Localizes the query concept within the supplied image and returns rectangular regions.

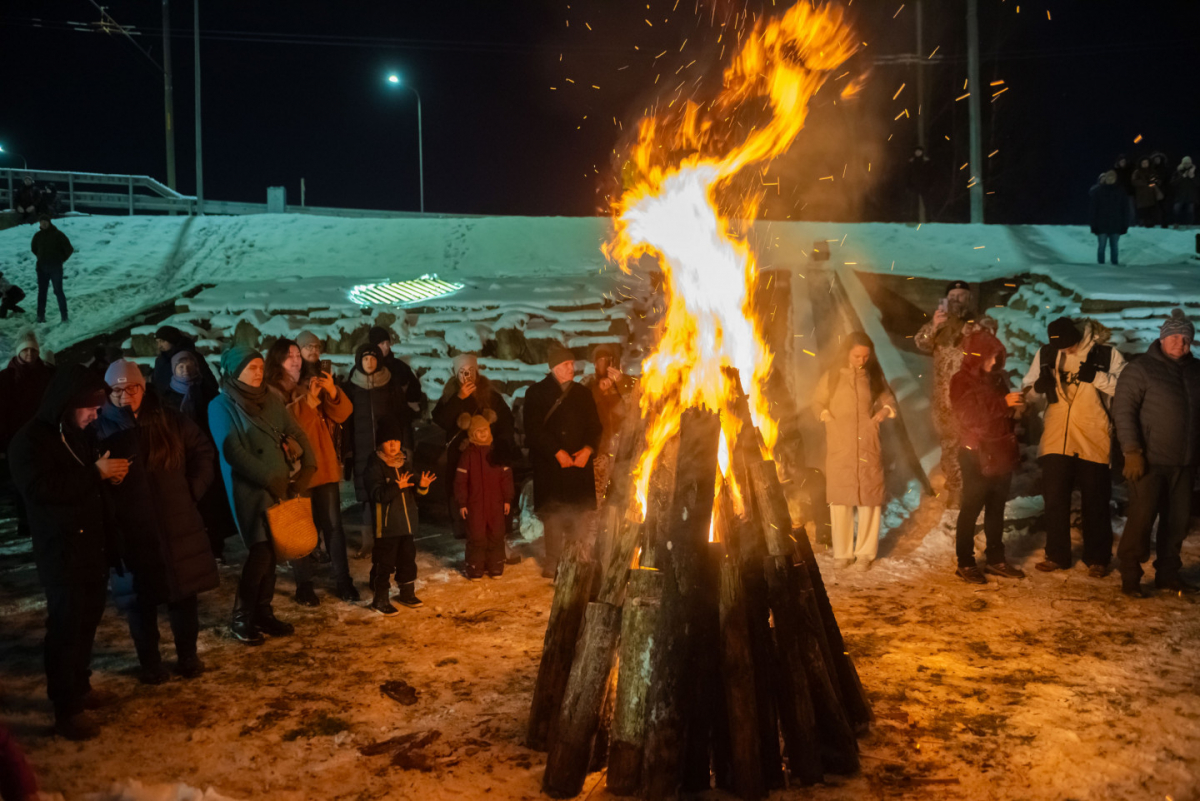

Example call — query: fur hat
[1047,317,1082,349]
[547,343,574,370]
[457,409,496,449]
[295,330,321,350]
[1160,309,1194,342]
[104,359,145,389]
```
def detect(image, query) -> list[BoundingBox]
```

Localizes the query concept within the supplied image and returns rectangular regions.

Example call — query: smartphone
[320,359,333,375]
[938,298,948,313]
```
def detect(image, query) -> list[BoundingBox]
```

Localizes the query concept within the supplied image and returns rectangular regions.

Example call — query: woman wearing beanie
[342,342,418,557]
[814,332,897,572]
[161,350,239,561]
[264,338,305,404]
[151,325,218,399]
[95,360,219,683]
[950,331,1027,585]
[208,345,316,644]
[286,362,356,606]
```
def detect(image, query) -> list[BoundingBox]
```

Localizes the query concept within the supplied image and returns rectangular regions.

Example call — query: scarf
[222,376,268,418]
[170,370,201,418]
[350,366,392,391]
[376,449,407,470]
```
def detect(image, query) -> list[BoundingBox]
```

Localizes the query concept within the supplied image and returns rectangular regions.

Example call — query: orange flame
[605,3,859,515]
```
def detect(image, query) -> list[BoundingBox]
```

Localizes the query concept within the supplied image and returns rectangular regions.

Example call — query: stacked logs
[527,401,871,800]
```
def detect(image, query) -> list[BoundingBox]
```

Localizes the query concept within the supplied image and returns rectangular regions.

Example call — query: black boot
[255,607,295,637]
[230,597,264,646]
[370,578,399,616]
[294,582,320,607]
[396,581,423,608]
[336,575,361,603]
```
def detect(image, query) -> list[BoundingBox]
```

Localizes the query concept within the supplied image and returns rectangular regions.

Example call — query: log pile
[528,394,871,800]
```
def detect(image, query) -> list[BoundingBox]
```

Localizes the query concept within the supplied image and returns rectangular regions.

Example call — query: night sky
[4,0,1198,224]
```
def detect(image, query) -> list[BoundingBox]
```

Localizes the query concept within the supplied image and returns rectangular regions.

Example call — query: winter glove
[1033,373,1056,395]
[1076,363,1098,383]
[290,465,317,497]
[267,475,289,502]
[1122,451,1146,483]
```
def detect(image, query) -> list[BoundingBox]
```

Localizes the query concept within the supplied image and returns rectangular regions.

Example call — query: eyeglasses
[110,385,144,397]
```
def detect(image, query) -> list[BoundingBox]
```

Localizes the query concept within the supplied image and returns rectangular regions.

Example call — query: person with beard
[208,346,316,644]
[1113,310,1200,597]
[914,280,996,509]
[95,361,218,685]
[1022,318,1125,576]
[343,342,417,557]
[1089,170,1130,265]
[0,331,55,540]
[454,411,515,579]
[8,365,129,740]
[432,354,516,539]
[264,338,304,404]
[151,326,218,399]
[949,331,1027,585]
[295,330,324,368]
[521,344,602,578]
[159,350,238,562]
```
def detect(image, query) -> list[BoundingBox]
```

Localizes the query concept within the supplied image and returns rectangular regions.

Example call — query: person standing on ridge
[30,215,72,324]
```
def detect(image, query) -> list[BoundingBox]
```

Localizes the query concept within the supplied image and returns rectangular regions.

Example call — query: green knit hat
[220,345,263,381]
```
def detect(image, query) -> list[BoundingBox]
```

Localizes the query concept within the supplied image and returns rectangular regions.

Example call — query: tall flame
[604,3,859,514]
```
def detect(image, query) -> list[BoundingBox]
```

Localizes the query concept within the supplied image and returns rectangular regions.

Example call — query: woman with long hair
[94,361,219,683]
[208,346,316,644]
[814,332,896,571]
[264,337,304,404]
[950,330,1027,584]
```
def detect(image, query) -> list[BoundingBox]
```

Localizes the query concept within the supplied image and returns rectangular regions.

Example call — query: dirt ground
[1,491,1198,801]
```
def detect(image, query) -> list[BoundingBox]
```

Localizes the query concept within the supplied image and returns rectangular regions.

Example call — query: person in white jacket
[1022,317,1125,576]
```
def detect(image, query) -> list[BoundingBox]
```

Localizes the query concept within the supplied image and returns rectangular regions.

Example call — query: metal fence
[0,168,463,219]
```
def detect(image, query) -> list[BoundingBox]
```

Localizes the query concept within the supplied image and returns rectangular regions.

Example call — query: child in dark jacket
[364,419,435,615]
[454,412,515,578]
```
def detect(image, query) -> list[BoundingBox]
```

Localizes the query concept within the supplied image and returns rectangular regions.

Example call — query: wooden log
[543,601,623,798]
[718,556,767,800]
[682,540,722,793]
[750,461,860,776]
[642,409,722,801]
[607,567,663,796]
[789,535,874,734]
[527,547,600,752]
[590,665,618,772]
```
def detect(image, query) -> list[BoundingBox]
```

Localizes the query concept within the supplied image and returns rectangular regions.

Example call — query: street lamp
[385,73,425,214]
[0,145,28,170]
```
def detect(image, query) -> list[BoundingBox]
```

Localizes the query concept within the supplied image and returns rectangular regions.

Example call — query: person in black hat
[521,344,603,578]
[367,326,426,422]
[8,365,130,740]
[914,280,996,508]
[1022,317,1125,576]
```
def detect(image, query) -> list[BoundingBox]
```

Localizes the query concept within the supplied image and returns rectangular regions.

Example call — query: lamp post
[386,73,424,214]
[0,146,28,170]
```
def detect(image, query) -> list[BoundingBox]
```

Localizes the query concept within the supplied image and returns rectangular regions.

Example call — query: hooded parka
[813,367,896,507]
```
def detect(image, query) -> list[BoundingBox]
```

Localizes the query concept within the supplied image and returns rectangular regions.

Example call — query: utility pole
[966,0,985,223]
[194,0,204,214]
[163,0,177,191]
[915,0,927,223]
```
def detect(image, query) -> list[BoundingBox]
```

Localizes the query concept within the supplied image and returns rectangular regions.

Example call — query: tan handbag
[266,496,318,561]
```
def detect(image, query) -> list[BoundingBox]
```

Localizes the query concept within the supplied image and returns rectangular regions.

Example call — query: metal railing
[0,168,463,219]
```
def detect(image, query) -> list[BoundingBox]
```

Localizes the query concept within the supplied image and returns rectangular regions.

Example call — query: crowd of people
[1090,152,1198,265]
[0,324,624,742]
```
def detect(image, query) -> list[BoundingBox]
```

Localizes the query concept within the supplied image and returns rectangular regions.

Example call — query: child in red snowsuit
[454,412,514,578]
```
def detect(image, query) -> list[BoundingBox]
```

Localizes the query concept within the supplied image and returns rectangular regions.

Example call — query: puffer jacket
[950,332,1019,476]
[814,366,896,507]
[1113,340,1200,466]
[1022,322,1126,465]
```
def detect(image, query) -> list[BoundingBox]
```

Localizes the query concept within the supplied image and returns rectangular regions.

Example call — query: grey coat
[1113,341,1200,467]
[208,391,315,547]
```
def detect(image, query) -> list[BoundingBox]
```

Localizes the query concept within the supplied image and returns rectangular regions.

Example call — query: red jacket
[454,443,514,520]
[950,332,1019,475]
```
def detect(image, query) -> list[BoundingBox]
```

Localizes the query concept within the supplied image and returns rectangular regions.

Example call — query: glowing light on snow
[349,276,463,307]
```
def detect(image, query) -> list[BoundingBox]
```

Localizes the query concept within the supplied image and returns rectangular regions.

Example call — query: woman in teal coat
[208,346,316,645]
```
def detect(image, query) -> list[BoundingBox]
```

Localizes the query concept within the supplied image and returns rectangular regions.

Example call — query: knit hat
[1160,309,1195,342]
[1183,156,1194,168]
[547,343,574,370]
[367,326,392,347]
[355,342,383,372]
[592,343,618,363]
[155,325,184,344]
[374,417,407,448]
[171,350,199,371]
[14,329,38,357]
[1046,317,1082,349]
[452,353,478,375]
[104,359,145,389]
[295,330,321,350]
[945,280,970,296]
[220,345,263,381]
[37,214,52,224]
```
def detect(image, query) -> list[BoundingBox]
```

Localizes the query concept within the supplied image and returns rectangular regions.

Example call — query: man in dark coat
[1113,310,1200,597]
[521,344,602,578]
[30,215,72,324]
[7,365,130,740]
[432,353,515,539]
[1113,155,1134,196]
[1089,170,1130,265]
[906,146,932,222]
[0,330,55,539]
[368,325,426,417]
[152,326,218,399]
